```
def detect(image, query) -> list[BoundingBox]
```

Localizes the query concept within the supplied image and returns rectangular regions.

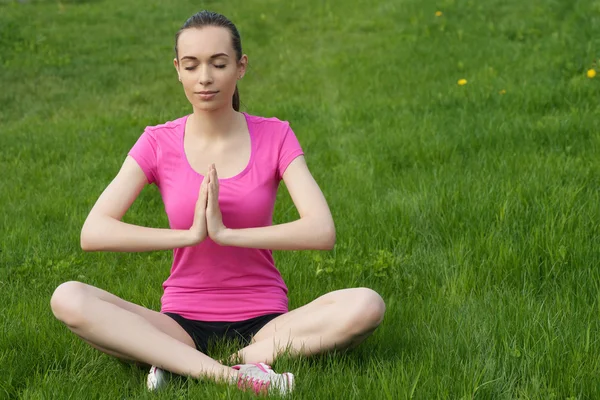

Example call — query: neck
[187,106,240,141]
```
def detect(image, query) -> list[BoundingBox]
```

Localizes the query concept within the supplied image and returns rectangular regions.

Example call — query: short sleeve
[128,129,159,185]
[277,123,304,181]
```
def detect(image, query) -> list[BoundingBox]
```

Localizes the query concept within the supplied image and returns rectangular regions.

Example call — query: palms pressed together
[189,163,228,246]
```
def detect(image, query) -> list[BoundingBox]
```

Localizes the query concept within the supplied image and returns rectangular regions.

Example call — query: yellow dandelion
[587,69,596,78]
[435,11,443,17]
[499,89,506,95]
[458,79,467,85]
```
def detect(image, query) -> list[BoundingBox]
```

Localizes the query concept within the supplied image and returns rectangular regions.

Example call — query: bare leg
[50,281,237,382]
[230,288,386,364]
[76,334,149,368]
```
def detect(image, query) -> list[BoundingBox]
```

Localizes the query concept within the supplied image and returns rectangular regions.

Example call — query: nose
[198,64,213,86]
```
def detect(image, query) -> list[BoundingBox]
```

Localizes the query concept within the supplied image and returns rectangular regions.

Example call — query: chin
[193,102,226,112]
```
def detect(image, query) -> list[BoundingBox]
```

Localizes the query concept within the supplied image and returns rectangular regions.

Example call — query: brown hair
[175,11,243,111]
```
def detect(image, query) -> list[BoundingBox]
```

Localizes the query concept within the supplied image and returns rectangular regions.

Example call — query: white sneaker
[232,362,295,395]
[147,362,295,395]
[146,365,170,391]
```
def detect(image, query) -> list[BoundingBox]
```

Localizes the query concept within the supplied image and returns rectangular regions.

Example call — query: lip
[196,91,218,94]
[195,91,218,100]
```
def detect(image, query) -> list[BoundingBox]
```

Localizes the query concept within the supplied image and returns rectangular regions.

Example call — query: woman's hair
[175,11,243,111]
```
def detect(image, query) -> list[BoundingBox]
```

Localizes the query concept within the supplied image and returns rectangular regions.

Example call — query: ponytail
[233,85,240,111]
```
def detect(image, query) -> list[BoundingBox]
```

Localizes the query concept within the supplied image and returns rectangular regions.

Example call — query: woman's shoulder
[244,112,291,132]
[144,115,189,136]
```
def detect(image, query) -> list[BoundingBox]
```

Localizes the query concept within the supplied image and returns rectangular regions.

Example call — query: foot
[232,362,295,396]
[146,365,170,391]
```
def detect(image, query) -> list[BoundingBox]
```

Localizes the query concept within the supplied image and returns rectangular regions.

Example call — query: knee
[347,288,386,334]
[50,281,88,326]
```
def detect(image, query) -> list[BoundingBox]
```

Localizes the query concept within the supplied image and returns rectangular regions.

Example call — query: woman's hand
[187,174,209,246]
[206,163,229,245]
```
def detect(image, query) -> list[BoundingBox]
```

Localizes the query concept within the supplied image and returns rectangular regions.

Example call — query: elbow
[80,218,99,252]
[80,227,94,252]
[80,238,95,252]
[317,223,336,250]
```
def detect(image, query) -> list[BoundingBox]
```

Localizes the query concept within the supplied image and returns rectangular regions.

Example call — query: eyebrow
[181,53,229,61]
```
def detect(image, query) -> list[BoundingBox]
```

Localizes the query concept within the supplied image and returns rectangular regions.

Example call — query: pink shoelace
[237,374,271,394]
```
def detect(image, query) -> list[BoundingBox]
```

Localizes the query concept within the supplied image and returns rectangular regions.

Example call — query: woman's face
[174,26,247,112]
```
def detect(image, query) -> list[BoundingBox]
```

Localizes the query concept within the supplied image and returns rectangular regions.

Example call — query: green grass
[1,0,600,398]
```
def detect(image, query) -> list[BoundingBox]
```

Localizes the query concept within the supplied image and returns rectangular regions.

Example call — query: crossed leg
[50,281,236,382]
[232,288,386,364]
[51,282,385,379]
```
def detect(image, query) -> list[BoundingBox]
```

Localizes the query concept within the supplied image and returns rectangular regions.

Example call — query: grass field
[1,0,600,398]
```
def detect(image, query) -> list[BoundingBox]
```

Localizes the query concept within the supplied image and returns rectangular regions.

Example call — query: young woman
[50,10,386,396]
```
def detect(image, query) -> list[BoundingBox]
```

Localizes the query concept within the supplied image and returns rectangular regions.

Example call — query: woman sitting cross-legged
[50,10,386,396]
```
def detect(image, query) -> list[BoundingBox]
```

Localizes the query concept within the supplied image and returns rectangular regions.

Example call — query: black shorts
[164,312,282,354]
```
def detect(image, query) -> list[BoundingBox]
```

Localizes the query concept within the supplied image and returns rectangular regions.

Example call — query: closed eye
[184,65,226,70]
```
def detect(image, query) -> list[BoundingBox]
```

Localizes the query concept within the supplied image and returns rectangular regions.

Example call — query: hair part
[175,10,242,111]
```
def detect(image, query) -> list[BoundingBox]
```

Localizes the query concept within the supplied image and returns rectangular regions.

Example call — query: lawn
[1,0,600,398]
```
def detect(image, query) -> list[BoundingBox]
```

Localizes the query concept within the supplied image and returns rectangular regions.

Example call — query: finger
[210,166,218,186]
[206,184,212,211]
[211,182,220,209]
[209,177,217,199]
[200,180,209,207]
[198,183,204,203]
[208,178,215,203]
[209,178,216,202]
[214,168,219,192]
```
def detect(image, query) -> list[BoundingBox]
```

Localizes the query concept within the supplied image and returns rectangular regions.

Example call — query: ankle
[216,368,239,385]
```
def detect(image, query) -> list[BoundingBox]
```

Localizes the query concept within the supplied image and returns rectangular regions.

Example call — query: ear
[238,54,248,79]
[173,58,181,80]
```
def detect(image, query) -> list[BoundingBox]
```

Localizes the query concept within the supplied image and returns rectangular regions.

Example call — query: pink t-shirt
[128,112,304,321]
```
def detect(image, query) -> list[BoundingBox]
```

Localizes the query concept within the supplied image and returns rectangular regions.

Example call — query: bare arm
[215,156,336,251]
[80,156,201,252]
